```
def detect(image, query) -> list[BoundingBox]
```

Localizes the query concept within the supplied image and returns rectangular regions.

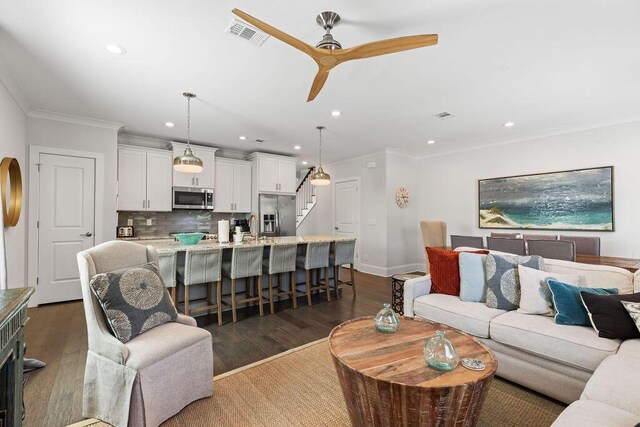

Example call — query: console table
[0,288,34,427]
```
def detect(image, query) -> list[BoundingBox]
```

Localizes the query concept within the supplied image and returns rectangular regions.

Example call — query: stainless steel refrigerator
[258,194,296,237]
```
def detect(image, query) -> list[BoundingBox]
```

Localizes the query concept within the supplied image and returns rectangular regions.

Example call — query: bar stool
[263,243,298,313]
[156,251,178,305]
[222,245,265,323]
[295,241,331,306]
[329,239,357,299]
[176,247,223,325]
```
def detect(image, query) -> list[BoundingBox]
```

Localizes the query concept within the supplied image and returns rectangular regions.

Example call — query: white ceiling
[1,1,640,164]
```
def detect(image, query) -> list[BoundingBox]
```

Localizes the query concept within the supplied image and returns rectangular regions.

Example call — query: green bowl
[174,233,206,245]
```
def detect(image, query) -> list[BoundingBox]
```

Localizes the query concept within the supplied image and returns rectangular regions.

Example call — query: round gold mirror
[1,157,22,227]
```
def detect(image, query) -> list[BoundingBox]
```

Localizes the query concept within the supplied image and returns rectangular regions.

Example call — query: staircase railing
[296,167,317,227]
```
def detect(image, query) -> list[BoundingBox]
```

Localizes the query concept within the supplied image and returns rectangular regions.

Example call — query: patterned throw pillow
[622,301,640,334]
[485,254,545,310]
[90,262,177,343]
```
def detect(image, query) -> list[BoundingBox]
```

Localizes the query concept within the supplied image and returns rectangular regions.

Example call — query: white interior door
[38,153,96,304]
[334,178,360,268]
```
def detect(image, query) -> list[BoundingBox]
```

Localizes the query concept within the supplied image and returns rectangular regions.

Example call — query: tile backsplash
[117,210,250,238]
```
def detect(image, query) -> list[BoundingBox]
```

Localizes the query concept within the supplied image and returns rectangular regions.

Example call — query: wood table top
[328,317,496,389]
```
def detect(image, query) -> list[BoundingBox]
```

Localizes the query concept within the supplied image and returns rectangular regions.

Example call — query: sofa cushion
[548,279,618,326]
[486,254,545,310]
[517,265,581,316]
[617,338,640,358]
[124,321,212,370]
[459,253,488,302]
[581,292,640,339]
[581,355,640,417]
[414,294,506,338]
[545,258,635,294]
[489,311,621,371]
[551,400,639,427]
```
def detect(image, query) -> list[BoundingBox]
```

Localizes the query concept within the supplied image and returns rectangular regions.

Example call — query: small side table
[391,274,422,315]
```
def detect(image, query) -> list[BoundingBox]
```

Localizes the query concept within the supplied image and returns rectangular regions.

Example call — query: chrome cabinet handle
[147,200,150,209]
[143,199,146,209]
[196,177,199,186]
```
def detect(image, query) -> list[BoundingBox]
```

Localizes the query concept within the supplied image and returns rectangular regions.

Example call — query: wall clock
[395,187,409,208]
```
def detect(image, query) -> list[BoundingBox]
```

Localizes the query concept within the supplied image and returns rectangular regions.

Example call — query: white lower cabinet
[118,146,172,211]
[214,158,252,213]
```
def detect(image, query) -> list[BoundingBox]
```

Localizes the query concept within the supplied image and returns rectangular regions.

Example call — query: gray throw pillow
[90,262,178,343]
[486,254,545,310]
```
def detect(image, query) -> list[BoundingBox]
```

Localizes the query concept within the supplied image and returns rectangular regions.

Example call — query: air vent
[253,139,265,144]
[434,111,455,119]
[225,19,270,46]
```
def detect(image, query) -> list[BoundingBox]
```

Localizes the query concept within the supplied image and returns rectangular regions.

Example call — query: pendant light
[173,92,203,173]
[310,126,331,186]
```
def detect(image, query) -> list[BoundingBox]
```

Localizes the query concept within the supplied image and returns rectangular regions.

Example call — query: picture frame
[478,166,614,231]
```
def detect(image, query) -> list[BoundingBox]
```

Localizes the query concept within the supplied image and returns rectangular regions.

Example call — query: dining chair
[523,233,558,241]
[295,241,331,306]
[450,235,484,250]
[156,251,178,305]
[77,241,212,427]
[420,220,447,274]
[329,239,357,299]
[527,239,576,262]
[490,232,519,238]
[559,235,601,256]
[222,245,265,322]
[177,247,223,325]
[262,243,298,313]
[486,237,526,255]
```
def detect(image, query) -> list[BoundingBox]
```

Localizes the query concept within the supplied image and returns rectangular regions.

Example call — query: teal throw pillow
[459,252,487,302]
[547,279,618,326]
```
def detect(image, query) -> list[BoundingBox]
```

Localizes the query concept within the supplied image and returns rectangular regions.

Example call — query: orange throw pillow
[426,247,489,296]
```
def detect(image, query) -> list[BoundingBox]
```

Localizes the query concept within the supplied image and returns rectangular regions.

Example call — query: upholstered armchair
[77,241,213,427]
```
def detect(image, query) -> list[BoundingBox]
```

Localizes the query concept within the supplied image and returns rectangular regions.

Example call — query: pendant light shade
[173,92,203,173]
[310,126,331,186]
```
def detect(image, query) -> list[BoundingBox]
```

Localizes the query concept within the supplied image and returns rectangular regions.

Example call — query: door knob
[84,232,93,237]
[334,227,339,230]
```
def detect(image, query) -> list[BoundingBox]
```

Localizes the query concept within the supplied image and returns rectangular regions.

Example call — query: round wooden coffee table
[329,317,497,426]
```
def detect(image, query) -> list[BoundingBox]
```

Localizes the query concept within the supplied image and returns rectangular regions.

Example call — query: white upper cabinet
[118,146,172,211]
[214,158,252,213]
[171,143,217,188]
[250,153,297,194]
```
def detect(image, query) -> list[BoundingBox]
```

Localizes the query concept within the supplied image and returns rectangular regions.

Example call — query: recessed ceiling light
[294,145,301,150]
[238,136,247,140]
[302,161,308,165]
[164,122,175,128]
[504,121,515,127]
[427,140,435,144]
[331,110,342,117]
[105,44,127,55]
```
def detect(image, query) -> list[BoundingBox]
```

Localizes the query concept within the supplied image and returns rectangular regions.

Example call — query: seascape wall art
[478,166,614,231]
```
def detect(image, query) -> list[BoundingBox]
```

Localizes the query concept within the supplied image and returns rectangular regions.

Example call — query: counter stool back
[330,239,356,299]
[177,247,223,325]
[295,242,331,306]
[223,245,265,323]
[156,251,178,305]
[263,243,298,313]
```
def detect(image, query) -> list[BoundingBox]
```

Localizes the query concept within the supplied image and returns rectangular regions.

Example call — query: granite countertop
[139,235,356,253]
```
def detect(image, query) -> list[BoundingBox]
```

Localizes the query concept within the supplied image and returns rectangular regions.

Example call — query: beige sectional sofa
[403,250,640,411]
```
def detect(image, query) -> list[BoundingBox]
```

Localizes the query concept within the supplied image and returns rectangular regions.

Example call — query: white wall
[297,151,389,276]
[27,116,120,241]
[416,120,640,257]
[0,78,27,288]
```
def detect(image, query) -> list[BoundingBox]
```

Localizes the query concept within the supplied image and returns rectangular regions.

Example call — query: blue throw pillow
[547,279,618,326]
[459,252,487,302]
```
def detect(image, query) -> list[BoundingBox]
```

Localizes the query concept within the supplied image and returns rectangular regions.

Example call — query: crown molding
[118,134,172,150]
[0,59,31,115]
[27,109,123,130]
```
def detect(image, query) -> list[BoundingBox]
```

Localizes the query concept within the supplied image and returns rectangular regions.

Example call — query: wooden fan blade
[307,69,330,102]
[232,9,320,59]
[338,34,438,62]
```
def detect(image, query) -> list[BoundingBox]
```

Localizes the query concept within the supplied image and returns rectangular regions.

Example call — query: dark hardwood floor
[22,269,393,427]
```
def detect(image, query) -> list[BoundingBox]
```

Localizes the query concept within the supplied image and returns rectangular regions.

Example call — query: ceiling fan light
[316,33,342,50]
[310,166,331,186]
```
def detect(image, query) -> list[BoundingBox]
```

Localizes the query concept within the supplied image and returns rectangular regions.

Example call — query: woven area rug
[70,338,565,427]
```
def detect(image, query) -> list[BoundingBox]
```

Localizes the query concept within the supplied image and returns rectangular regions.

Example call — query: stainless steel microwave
[172,186,214,210]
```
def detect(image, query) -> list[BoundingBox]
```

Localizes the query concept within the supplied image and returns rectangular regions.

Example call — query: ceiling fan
[232,9,438,102]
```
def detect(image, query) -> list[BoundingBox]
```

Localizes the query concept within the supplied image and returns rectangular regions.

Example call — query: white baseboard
[358,263,425,278]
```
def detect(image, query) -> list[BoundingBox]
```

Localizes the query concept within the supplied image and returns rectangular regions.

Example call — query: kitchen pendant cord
[317,125,325,168]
